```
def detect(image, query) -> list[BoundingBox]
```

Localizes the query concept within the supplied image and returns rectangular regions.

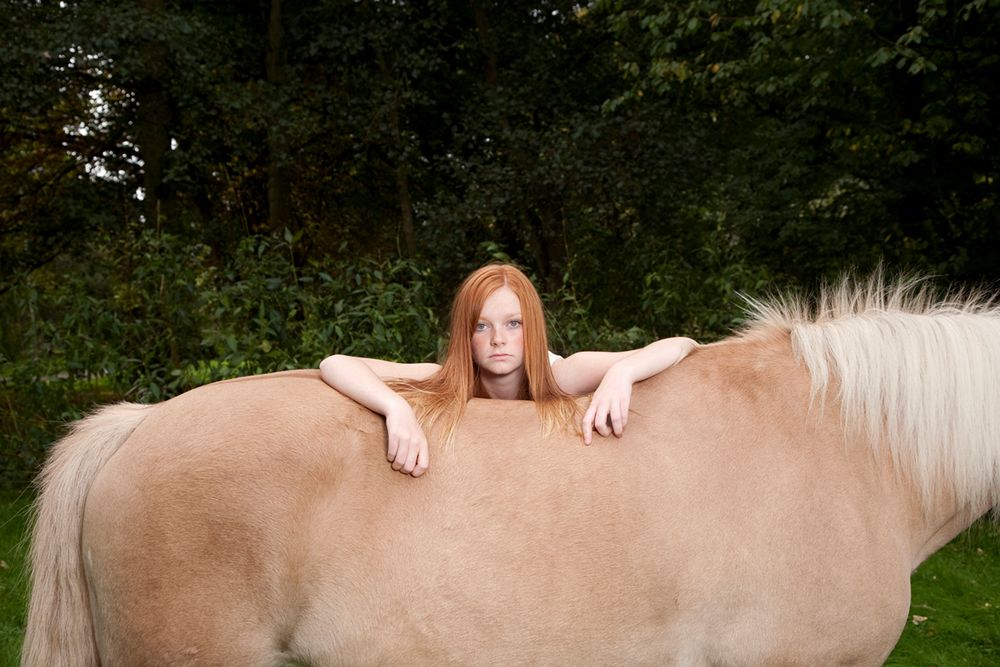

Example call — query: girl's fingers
[390,442,407,470]
[596,403,613,437]
[610,403,624,436]
[386,410,431,476]
[412,442,430,477]
[582,404,596,444]
[401,440,420,474]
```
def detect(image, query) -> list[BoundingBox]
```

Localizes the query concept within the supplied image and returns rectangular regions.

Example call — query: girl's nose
[491,327,505,345]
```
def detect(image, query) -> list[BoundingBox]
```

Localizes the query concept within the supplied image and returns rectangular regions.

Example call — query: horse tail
[21,402,153,667]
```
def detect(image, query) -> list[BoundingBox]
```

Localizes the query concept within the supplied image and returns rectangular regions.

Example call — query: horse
[21,276,1000,666]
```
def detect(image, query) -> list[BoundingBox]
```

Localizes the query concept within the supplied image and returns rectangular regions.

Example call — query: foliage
[0,490,32,664]
[1,225,765,483]
[0,231,446,483]
[2,0,1000,480]
[595,0,1000,283]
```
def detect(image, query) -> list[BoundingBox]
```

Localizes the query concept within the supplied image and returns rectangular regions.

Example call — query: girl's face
[471,286,525,379]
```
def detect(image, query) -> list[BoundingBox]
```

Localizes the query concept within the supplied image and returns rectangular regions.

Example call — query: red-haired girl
[320,263,696,476]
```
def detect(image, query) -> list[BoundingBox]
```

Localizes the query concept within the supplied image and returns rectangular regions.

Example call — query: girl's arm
[551,337,697,444]
[319,355,440,476]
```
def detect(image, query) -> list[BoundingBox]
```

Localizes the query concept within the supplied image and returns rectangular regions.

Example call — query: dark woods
[2,0,999,481]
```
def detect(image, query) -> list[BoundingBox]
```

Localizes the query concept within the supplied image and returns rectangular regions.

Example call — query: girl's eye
[508,320,522,329]
[475,322,488,332]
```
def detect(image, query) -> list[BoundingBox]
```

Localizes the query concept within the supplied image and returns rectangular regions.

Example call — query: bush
[0,230,445,484]
[1,225,766,485]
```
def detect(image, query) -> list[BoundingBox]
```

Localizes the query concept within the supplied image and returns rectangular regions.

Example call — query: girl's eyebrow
[479,312,522,320]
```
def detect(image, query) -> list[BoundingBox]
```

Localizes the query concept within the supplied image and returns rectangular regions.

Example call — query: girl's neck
[477,371,527,400]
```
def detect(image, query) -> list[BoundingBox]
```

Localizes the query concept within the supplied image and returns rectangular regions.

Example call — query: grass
[0,489,997,666]
[887,521,1000,665]
[0,488,32,667]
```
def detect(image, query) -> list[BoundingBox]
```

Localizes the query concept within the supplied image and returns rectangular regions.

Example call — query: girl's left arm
[551,337,698,444]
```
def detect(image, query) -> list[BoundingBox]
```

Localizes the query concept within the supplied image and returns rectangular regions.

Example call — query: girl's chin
[478,359,522,374]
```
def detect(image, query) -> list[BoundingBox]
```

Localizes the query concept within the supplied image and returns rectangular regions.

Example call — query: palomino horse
[22,277,1000,666]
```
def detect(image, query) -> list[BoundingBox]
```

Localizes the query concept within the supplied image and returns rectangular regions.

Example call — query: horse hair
[743,273,1000,515]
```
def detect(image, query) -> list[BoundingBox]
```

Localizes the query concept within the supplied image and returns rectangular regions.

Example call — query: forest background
[2,0,999,485]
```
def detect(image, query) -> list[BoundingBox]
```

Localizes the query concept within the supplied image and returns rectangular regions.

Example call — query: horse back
[82,342,912,665]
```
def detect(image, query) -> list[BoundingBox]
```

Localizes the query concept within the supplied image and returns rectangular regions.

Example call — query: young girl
[320,263,696,477]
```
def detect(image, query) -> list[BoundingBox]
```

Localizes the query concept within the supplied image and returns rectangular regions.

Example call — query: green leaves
[2,0,999,489]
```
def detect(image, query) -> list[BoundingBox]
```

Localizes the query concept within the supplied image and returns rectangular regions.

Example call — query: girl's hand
[582,364,634,445]
[559,336,697,445]
[384,400,430,477]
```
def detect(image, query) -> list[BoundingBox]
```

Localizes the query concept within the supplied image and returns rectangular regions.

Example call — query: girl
[320,263,696,477]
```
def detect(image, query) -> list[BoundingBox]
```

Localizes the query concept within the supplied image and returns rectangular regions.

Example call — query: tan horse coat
[23,281,996,666]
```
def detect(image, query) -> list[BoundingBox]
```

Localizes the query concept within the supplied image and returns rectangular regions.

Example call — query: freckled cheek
[511,329,525,357]
[471,334,490,362]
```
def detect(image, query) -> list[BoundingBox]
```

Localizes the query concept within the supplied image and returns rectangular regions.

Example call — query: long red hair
[389,263,578,442]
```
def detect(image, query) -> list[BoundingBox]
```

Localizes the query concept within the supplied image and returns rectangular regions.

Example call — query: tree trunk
[470,1,565,287]
[395,159,417,258]
[375,44,417,257]
[136,0,173,230]
[536,206,566,293]
[266,0,293,233]
[471,0,499,88]
[470,0,520,258]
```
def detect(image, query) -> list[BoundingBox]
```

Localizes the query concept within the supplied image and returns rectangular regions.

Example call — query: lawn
[1,489,997,665]
[886,520,1000,666]
[0,489,31,667]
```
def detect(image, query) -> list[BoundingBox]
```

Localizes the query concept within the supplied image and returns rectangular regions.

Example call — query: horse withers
[22,277,1000,665]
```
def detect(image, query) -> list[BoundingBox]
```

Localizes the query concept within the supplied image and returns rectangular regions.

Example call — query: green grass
[0,489,997,665]
[0,489,32,667]
[887,521,1000,665]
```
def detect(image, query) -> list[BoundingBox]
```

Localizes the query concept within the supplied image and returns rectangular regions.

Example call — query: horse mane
[742,273,1000,514]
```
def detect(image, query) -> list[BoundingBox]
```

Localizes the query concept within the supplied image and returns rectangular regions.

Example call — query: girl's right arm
[319,355,440,477]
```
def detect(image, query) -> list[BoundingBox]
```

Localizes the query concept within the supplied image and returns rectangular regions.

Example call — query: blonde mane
[743,274,1000,513]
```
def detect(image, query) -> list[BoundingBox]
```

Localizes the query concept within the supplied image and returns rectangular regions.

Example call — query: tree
[595,0,1000,282]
